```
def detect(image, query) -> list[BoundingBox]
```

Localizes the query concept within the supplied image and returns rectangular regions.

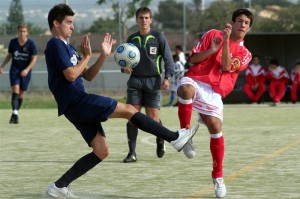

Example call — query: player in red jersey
[290,62,300,103]
[243,55,266,103]
[266,59,290,105]
[176,8,254,198]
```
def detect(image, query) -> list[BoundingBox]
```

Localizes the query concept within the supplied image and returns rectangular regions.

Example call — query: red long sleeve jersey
[185,29,252,98]
[291,69,300,84]
[245,64,266,85]
[266,66,290,84]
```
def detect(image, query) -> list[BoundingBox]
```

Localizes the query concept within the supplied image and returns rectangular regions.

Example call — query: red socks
[178,97,193,129]
[210,132,224,178]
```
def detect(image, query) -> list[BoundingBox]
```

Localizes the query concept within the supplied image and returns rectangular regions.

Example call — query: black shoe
[14,114,19,124]
[123,153,137,163]
[9,114,15,124]
[9,114,18,124]
[156,137,165,158]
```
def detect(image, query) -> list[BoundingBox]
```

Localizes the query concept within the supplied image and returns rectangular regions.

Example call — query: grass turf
[0,105,300,198]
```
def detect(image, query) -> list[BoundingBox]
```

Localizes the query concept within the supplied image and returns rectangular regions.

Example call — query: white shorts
[177,77,223,124]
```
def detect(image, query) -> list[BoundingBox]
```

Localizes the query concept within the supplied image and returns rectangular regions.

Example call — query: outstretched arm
[83,33,112,81]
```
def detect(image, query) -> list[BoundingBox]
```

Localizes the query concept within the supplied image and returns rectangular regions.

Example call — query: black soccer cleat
[14,114,19,124]
[156,137,165,158]
[9,114,15,124]
[123,153,137,163]
[9,114,19,124]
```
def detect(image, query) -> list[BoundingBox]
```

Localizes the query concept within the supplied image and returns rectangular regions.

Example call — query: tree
[188,1,238,34]
[6,0,24,34]
[154,0,185,31]
[85,18,118,33]
[97,0,152,43]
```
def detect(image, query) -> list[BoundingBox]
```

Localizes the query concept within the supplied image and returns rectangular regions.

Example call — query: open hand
[210,37,221,53]
[81,34,92,58]
[101,33,113,56]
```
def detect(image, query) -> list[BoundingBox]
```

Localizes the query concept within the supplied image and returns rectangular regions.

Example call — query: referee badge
[150,47,157,55]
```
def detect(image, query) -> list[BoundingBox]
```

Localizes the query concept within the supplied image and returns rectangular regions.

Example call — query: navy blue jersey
[44,37,85,116]
[127,29,174,78]
[8,38,37,71]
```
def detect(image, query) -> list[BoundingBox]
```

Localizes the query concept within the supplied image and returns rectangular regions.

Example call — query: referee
[121,7,174,163]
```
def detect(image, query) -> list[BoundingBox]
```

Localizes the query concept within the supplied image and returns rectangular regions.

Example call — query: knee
[206,120,222,134]
[93,147,109,160]
[177,84,195,99]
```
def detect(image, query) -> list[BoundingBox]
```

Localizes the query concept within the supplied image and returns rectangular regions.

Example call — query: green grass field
[1,105,300,199]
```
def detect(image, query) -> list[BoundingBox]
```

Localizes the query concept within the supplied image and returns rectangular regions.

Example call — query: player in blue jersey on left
[0,24,37,124]
[44,4,198,198]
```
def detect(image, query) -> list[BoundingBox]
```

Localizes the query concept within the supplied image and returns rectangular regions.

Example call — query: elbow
[84,77,93,82]
[65,74,78,82]
[222,65,231,71]
[82,73,94,82]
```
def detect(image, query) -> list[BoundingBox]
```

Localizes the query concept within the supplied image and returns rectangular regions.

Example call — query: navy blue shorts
[126,76,161,108]
[64,93,118,146]
[9,67,31,91]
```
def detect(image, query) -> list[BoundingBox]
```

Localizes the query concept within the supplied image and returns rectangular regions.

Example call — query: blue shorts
[64,93,118,146]
[9,67,31,91]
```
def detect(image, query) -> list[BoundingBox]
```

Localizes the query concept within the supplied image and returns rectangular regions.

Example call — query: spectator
[290,62,300,103]
[266,59,290,105]
[175,45,186,66]
[243,55,266,103]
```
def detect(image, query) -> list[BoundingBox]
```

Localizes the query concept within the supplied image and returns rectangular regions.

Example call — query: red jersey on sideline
[266,66,290,83]
[185,29,252,98]
[291,69,300,83]
[245,64,266,85]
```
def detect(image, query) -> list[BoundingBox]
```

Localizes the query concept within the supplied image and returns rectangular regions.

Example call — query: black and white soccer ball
[114,43,140,69]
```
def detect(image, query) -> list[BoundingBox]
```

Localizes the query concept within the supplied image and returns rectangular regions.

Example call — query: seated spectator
[290,62,300,103]
[243,55,266,103]
[266,59,290,105]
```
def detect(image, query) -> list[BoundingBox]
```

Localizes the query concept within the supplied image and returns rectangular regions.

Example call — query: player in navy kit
[0,24,37,124]
[45,4,198,198]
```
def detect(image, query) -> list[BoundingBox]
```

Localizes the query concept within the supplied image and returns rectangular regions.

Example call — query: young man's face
[269,64,278,70]
[231,14,251,40]
[252,57,260,65]
[295,64,300,72]
[18,27,28,40]
[55,16,74,39]
[136,12,152,31]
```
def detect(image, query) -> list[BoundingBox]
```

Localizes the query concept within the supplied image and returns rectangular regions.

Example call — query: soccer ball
[114,43,140,68]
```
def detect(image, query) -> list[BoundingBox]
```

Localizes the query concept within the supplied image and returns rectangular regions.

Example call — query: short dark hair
[135,7,152,19]
[175,45,183,51]
[232,8,254,27]
[270,58,279,66]
[48,3,75,30]
[18,24,28,30]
